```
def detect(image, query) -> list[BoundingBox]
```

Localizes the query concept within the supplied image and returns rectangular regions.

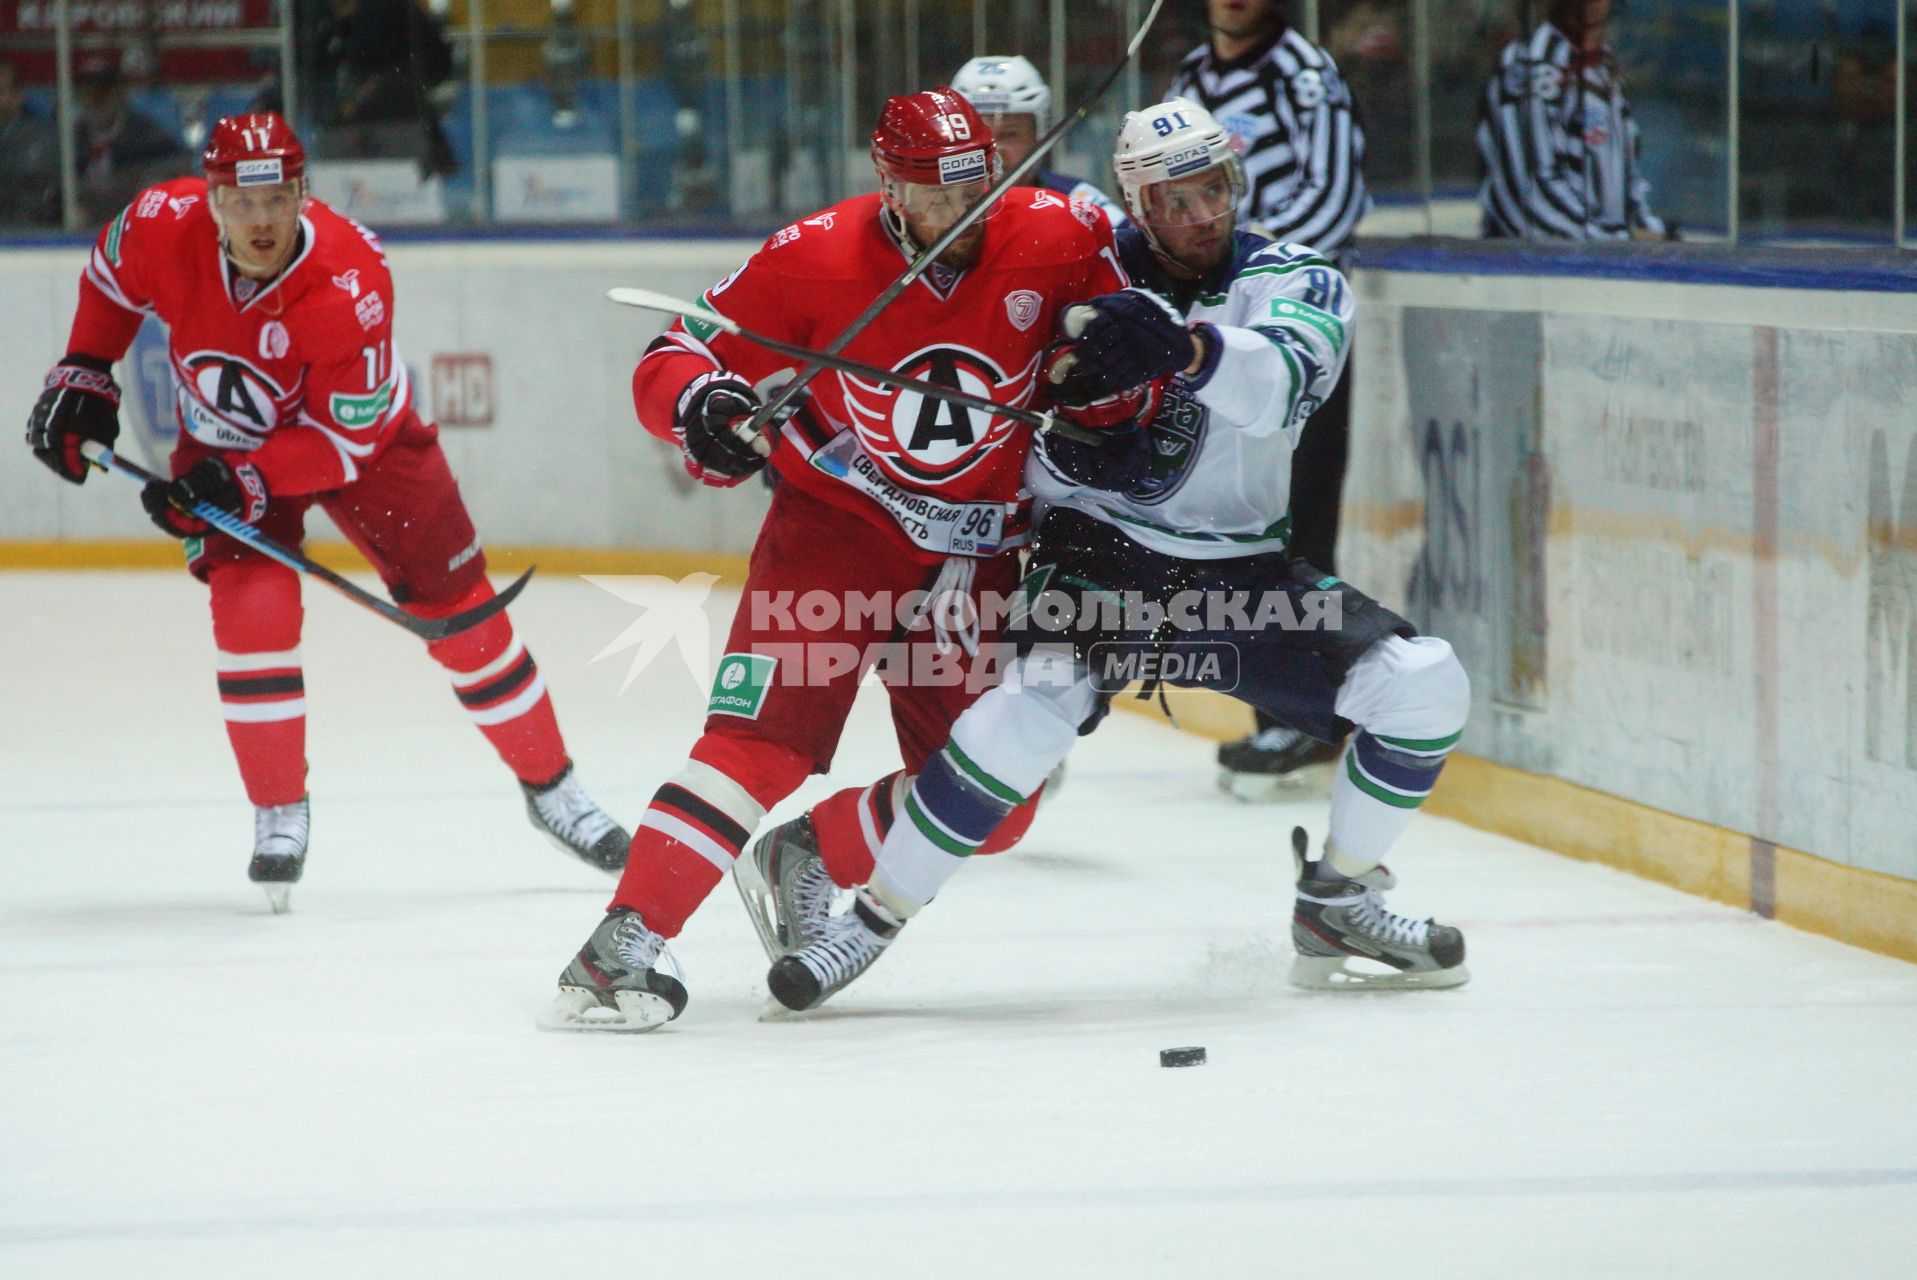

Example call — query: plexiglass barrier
[0,0,1907,245]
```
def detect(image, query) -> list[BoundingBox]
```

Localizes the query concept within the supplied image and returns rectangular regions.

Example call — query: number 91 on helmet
[1113,98,1247,274]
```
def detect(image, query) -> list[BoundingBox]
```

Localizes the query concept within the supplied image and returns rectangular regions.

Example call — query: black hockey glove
[1056,288,1194,398]
[675,372,768,487]
[1036,421,1156,494]
[26,354,122,485]
[141,457,270,540]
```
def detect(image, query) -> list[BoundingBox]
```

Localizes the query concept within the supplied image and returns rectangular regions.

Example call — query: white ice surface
[3,571,1916,1278]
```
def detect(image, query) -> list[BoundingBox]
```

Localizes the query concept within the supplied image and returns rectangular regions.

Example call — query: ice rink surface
[5,570,1917,1278]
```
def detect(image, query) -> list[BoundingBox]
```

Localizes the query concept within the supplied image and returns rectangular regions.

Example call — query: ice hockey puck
[1159,1046,1206,1068]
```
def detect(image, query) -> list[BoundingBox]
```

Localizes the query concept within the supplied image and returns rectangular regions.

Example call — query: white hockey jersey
[1027,226,1354,559]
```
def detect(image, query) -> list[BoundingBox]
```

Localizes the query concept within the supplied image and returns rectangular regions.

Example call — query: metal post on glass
[469,0,490,223]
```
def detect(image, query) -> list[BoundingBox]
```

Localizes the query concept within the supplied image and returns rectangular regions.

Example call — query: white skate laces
[1344,886,1431,949]
[609,911,666,970]
[798,916,882,987]
[1247,725,1305,752]
[253,800,309,856]
[532,770,620,848]
[789,858,840,932]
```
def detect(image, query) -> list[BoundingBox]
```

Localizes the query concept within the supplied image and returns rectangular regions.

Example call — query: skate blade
[731,858,785,965]
[757,995,808,1022]
[1220,769,1325,804]
[532,826,623,876]
[260,883,293,914]
[1289,955,1471,991]
[535,986,675,1033]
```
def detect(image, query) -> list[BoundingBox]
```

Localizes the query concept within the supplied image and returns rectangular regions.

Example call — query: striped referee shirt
[1476,22,1666,241]
[1167,26,1371,262]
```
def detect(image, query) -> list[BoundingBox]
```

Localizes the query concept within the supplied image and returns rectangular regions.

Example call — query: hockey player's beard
[932,224,986,272]
[1152,218,1233,280]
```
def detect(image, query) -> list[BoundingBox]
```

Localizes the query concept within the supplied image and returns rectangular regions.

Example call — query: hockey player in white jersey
[951,55,1128,228]
[762,99,1472,1010]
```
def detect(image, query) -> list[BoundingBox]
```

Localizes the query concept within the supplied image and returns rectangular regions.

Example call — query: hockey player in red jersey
[541,88,1133,1032]
[23,114,629,911]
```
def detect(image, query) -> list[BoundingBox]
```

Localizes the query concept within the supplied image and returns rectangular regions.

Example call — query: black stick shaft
[741,0,1166,439]
[86,446,531,642]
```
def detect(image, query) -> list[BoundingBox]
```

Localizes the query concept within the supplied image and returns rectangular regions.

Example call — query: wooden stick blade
[606,288,739,335]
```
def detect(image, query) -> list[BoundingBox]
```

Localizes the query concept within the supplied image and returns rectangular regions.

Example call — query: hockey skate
[249,797,309,914]
[765,889,902,1013]
[522,762,630,873]
[1217,725,1342,802]
[538,908,689,1032]
[733,814,841,963]
[1288,828,1468,990]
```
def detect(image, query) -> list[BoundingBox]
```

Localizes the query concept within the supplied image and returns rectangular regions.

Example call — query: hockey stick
[83,443,533,643]
[736,0,1167,446]
[610,287,1103,446]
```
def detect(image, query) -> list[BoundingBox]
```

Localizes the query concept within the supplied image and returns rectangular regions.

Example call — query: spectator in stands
[73,51,187,225]
[1476,0,1671,241]
[320,0,457,177]
[544,0,590,129]
[1326,2,1411,186]
[0,61,61,227]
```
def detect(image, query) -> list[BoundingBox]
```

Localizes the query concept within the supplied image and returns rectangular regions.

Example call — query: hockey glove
[1036,420,1157,494]
[1043,343,1168,432]
[141,457,270,540]
[26,354,122,485]
[1056,289,1194,398]
[675,371,768,487]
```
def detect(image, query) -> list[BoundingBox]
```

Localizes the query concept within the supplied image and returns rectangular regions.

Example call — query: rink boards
[1336,255,1917,959]
[2,234,1915,961]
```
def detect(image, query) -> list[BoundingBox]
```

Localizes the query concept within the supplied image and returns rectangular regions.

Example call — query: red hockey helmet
[871,88,1000,188]
[203,113,306,189]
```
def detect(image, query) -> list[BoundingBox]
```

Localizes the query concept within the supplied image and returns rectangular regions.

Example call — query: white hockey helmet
[1113,97,1246,245]
[951,55,1052,133]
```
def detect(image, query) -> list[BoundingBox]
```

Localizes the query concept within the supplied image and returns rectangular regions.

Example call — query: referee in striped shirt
[1477,0,1669,241]
[1171,0,1373,788]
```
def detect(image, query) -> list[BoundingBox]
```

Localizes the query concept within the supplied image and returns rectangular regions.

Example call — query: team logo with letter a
[1005,290,1042,332]
[708,653,777,719]
[841,342,1031,485]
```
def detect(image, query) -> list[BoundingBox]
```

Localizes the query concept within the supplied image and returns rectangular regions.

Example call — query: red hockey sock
[422,582,569,785]
[977,790,1040,855]
[610,730,810,936]
[209,560,308,807]
[808,771,1038,887]
[811,771,906,888]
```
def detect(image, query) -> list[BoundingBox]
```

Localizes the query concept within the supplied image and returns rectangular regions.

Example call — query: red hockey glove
[26,355,122,485]
[141,457,270,540]
[1042,342,1168,431]
[675,372,768,487]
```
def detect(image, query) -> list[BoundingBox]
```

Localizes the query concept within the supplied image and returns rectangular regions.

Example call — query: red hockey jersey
[635,190,1127,560]
[68,178,417,496]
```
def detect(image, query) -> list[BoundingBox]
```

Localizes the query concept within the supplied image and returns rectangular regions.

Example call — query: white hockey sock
[871,649,1095,913]
[1327,636,1471,869]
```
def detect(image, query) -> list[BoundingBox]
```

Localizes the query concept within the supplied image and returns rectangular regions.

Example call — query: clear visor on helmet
[881,173,1001,232]
[1138,159,1245,229]
[211,178,304,224]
